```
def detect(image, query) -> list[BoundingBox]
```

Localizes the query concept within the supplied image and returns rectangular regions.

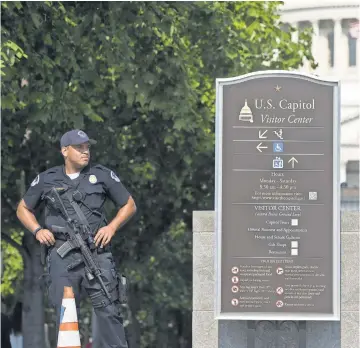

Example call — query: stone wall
[192,211,359,348]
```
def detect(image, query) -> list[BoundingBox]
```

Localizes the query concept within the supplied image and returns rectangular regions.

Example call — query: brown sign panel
[215,71,340,321]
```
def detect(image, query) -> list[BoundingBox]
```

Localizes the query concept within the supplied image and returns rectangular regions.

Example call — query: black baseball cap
[60,129,97,147]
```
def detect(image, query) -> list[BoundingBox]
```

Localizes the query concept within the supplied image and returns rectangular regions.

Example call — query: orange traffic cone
[57,286,81,348]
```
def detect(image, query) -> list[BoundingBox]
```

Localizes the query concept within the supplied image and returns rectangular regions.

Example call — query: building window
[348,20,358,66]
[281,22,291,33]
[320,20,335,68]
[298,21,311,31]
[348,35,357,66]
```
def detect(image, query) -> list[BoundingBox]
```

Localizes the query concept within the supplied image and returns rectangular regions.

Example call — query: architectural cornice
[282,0,360,11]
[283,5,359,13]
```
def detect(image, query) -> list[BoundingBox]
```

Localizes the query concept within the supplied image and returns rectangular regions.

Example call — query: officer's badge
[31,175,40,187]
[89,175,97,184]
[110,171,120,182]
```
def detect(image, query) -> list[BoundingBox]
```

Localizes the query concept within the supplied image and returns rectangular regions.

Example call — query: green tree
[1,1,314,347]
[1,231,24,310]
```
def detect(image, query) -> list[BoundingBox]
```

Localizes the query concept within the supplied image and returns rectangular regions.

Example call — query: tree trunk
[157,309,171,348]
[22,233,45,348]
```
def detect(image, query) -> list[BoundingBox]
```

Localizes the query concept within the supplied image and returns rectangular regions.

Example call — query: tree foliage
[1,231,24,297]
[1,1,314,347]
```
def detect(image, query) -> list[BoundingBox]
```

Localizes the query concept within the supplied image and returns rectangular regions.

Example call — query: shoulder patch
[110,171,120,182]
[91,164,121,183]
[31,175,40,187]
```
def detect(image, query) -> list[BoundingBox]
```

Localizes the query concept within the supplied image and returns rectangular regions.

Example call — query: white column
[334,19,347,74]
[311,20,320,72]
[317,29,330,74]
[291,22,299,43]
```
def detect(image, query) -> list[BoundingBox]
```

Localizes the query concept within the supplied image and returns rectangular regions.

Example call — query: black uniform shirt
[23,164,131,235]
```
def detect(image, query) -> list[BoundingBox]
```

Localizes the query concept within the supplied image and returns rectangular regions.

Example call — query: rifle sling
[64,190,98,253]
[64,191,92,231]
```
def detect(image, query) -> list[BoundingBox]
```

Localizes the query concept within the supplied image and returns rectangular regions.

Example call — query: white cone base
[57,330,81,347]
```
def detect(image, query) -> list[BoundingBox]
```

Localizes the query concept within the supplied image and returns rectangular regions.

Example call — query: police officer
[16,129,136,348]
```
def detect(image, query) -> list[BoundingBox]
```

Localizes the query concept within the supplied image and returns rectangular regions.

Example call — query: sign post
[215,71,340,321]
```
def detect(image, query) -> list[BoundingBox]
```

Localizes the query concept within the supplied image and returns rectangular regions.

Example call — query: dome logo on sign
[238,99,253,123]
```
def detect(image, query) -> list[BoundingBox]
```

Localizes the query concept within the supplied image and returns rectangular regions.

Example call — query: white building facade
[282,0,360,210]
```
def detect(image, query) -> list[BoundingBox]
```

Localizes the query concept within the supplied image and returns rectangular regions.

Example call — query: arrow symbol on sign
[288,157,298,168]
[256,142,268,152]
[258,130,268,139]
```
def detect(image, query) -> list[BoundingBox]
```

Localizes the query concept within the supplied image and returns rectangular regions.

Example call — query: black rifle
[44,187,111,300]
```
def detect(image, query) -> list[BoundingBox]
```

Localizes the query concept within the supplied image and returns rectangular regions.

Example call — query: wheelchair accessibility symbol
[273,142,283,153]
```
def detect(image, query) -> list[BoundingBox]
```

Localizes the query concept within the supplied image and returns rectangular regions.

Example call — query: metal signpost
[215,71,340,321]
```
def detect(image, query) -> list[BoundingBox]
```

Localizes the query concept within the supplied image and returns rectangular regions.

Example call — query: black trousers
[47,242,128,348]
